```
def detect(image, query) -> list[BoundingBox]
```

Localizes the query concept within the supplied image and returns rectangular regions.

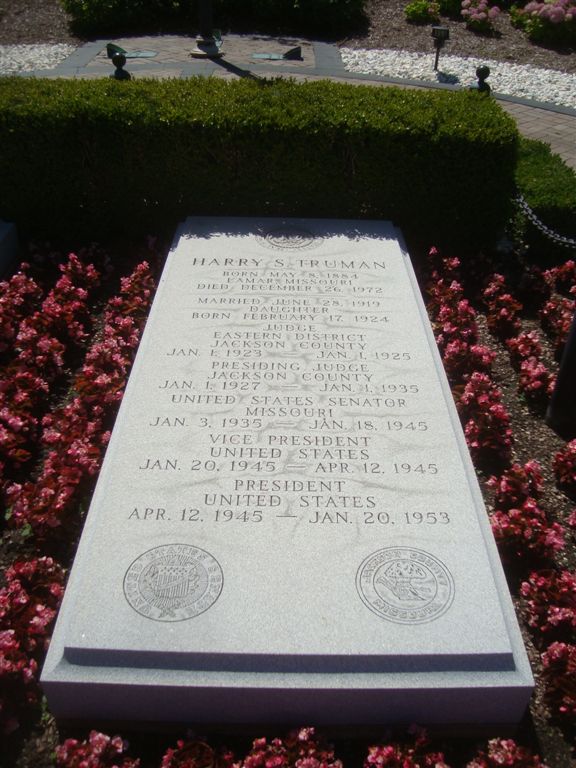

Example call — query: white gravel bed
[0,44,76,74]
[341,47,576,110]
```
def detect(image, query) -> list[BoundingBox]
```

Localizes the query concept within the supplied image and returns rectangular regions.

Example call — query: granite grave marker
[42,218,533,725]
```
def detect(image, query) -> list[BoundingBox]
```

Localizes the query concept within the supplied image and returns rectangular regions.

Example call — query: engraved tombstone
[42,218,533,725]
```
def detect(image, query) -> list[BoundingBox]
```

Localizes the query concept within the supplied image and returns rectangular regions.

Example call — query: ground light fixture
[431,26,450,71]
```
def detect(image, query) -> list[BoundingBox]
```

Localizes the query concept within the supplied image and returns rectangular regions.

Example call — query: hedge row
[0,77,518,245]
[515,137,576,249]
[61,0,366,37]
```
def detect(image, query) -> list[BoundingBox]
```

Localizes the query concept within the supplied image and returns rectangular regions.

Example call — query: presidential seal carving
[123,544,223,622]
[257,225,322,251]
[356,547,454,624]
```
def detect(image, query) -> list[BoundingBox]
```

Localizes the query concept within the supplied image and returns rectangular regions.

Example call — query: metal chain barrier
[516,193,576,249]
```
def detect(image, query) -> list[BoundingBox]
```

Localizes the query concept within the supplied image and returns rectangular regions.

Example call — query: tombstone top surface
[42,218,532,724]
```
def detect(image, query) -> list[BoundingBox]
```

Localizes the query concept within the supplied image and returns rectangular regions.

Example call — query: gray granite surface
[42,218,533,725]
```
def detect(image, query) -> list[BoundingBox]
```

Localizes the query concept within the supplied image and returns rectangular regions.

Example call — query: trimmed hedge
[516,138,576,243]
[61,0,192,35]
[213,0,366,36]
[0,77,518,245]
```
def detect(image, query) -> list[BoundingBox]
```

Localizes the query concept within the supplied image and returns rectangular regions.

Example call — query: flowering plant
[552,439,576,496]
[161,739,234,768]
[5,261,155,537]
[365,727,449,767]
[0,630,39,735]
[466,738,549,767]
[487,460,544,509]
[427,278,465,318]
[442,340,495,383]
[541,642,576,720]
[458,373,513,469]
[434,299,479,350]
[545,259,576,295]
[485,292,523,339]
[0,557,65,733]
[512,0,576,44]
[15,254,100,369]
[0,374,46,470]
[521,569,576,639]
[458,372,507,418]
[506,331,543,369]
[0,254,102,481]
[56,730,140,768]
[426,247,461,278]
[490,498,565,561]
[482,275,523,339]
[539,296,575,358]
[518,357,554,407]
[461,0,501,32]
[0,264,43,355]
[425,248,463,316]
[237,728,342,768]
[482,273,509,305]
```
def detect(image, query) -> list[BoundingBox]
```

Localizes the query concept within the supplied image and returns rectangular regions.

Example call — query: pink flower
[541,642,576,719]
[467,737,548,767]
[549,5,566,20]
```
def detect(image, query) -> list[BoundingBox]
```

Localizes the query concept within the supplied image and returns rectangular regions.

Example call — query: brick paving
[33,33,576,171]
[499,102,576,170]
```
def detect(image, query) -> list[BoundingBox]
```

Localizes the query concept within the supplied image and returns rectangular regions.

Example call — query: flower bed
[403,0,575,42]
[1,239,575,765]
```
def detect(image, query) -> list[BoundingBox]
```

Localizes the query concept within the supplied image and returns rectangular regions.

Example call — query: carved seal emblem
[123,543,223,622]
[258,225,322,251]
[356,547,454,624]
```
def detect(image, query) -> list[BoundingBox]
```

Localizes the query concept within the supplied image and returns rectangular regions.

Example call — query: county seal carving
[123,543,223,622]
[356,547,454,624]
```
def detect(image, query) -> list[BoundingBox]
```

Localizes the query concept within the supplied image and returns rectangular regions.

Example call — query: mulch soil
[0,0,82,46]
[1,2,576,767]
[342,0,576,73]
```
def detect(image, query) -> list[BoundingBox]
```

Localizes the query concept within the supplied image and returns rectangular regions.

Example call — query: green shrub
[60,0,366,36]
[515,138,576,255]
[217,0,366,35]
[0,77,517,246]
[60,0,192,34]
[405,0,440,23]
[438,0,463,17]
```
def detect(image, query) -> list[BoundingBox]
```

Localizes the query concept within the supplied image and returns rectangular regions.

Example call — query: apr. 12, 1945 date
[127,506,451,525]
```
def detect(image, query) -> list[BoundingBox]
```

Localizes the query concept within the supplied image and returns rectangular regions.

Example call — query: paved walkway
[30,33,576,170]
